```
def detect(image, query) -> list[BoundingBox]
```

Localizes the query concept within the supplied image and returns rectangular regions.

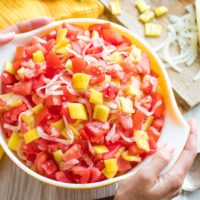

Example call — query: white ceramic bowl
[0,18,189,189]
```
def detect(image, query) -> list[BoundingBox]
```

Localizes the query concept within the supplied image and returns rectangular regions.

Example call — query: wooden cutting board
[100,0,200,109]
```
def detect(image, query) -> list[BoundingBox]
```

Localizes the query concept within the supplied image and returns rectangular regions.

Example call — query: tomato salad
[0,23,165,183]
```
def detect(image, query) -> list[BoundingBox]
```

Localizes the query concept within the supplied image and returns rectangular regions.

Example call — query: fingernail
[163,143,174,155]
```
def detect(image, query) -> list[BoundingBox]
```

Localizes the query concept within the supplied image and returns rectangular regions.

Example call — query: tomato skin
[63,144,82,162]
[90,167,102,183]
[90,74,105,86]
[117,157,132,172]
[1,72,16,85]
[84,121,110,144]
[62,86,77,102]
[15,46,26,60]
[11,80,33,96]
[103,83,119,100]
[141,75,158,94]
[35,106,49,126]
[121,59,138,76]
[148,126,160,142]
[45,95,62,107]
[71,57,85,73]
[22,142,40,154]
[118,113,133,130]
[151,93,165,118]
[71,166,91,183]
[132,110,146,130]
[137,54,151,75]
[88,23,111,34]
[55,171,71,183]
[103,144,121,160]
[42,160,58,176]
[128,143,145,155]
[35,152,48,175]
[63,23,84,38]
[152,118,164,131]
[102,29,124,45]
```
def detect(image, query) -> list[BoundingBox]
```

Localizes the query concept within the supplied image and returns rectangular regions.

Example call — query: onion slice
[105,123,116,142]
[119,132,134,143]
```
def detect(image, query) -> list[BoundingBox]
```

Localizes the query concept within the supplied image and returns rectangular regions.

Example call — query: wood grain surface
[100,0,200,109]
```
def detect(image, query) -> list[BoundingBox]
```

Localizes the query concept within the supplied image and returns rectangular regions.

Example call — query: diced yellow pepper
[104,158,118,173]
[7,132,21,151]
[93,145,109,154]
[129,45,142,63]
[68,103,88,120]
[138,10,155,23]
[24,128,40,144]
[135,0,150,13]
[107,52,123,64]
[111,79,120,86]
[93,105,110,122]
[110,1,122,15]
[134,130,150,152]
[65,59,73,71]
[154,6,168,17]
[125,84,140,97]
[33,50,45,63]
[119,97,134,114]
[142,116,154,131]
[56,28,68,48]
[72,73,91,90]
[55,43,71,54]
[122,151,142,162]
[53,150,63,163]
[17,67,25,80]
[68,124,80,137]
[60,128,68,139]
[8,99,22,108]
[32,104,44,114]
[21,113,34,126]
[102,168,118,179]
[51,119,65,131]
[115,147,126,158]
[89,88,103,104]
[0,146,4,160]
[145,23,162,37]
[4,61,15,75]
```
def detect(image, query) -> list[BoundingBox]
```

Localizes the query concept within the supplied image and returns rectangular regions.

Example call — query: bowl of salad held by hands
[0,18,189,189]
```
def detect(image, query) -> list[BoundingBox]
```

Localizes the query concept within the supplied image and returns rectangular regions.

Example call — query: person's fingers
[0,32,15,45]
[151,119,197,196]
[1,17,52,34]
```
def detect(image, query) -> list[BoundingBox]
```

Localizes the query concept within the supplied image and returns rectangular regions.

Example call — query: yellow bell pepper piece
[24,128,40,144]
[104,158,118,173]
[89,88,103,104]
[33,50,45,63]
[21,113,34,126]
[93,145,109,154]
[119,97,134,114]
[107,52,123,64]
[0,146,4,160]
[122,151,142,162]
[53,150,63,163]
[110,1,122,15]
[93,104,110,122]
[102,168,118,179]
[65,59,73,71]
[129,45,142,63]
[115,147,126,158]
[32,104,44,114]
[7,132,21,151]
[72,73,91,90]
[142,116,154,131]
[17,67,25,80]
[67,103,88,120]
[4,61,15,75]
[68,124,80,137]
[145,23,162,37]
[135,0,150,13]
[138,10,155,23]
[154,6,168,17]
[56,28,68,48]
[134,130,150,152]
[55,43,71,55]
[51,119,65,131]
[125,84,140,97]
[8,99,22,108]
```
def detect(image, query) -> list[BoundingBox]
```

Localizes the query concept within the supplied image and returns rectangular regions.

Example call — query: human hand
[0,17,52,45]
[114,119,197,200]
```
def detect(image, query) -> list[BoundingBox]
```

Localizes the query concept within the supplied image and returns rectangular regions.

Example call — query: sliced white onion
[59,159,79,171]
[88,141,95,155]
[105,102,118,109]
[77,98,92,121]
[3,123,19,132]
[77,35,90,42]
[65,46,82,58]
[63,116,75,143]
[32,36,47,44]
[119,132,135,143]
[36,127,72,145]
[105,123,116,142]
[82,42,92,56]
[135,100,162,117]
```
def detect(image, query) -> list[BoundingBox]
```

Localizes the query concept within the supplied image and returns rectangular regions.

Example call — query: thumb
[0,32,15,45]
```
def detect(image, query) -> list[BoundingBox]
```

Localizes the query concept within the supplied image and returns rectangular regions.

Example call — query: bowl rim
[0,18,189,189]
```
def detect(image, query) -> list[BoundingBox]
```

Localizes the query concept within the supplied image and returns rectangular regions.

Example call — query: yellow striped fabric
[0,0,104,30]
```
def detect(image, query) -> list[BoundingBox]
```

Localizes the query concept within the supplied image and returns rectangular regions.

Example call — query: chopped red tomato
[137,53,151,75]
[71,57,85,73]
[35,152,48,175]
[102,29,124,45]
[117,157,132,172]
[63,144,82,162]
[88,23,111,34]
[103,83,119,100]
[35,106,49,126]
[1,72,16,85]
[71,166,90,183]
[11,80,32,96]
[148,126,160,142]
[118,113,133,130]
[42,160,58,176]
[15,46,26,60]
[63,23,84,38]
[90,167,102,183]
[45,95,62,107]
[132,110,146,130]
[128,143,145,155]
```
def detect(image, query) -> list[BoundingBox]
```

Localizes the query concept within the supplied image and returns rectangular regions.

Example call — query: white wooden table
[0,103,200,200]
